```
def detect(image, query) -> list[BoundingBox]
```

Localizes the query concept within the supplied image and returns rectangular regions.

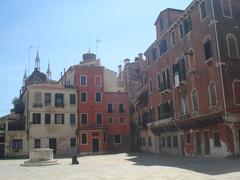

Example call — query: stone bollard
[72,154,79,165]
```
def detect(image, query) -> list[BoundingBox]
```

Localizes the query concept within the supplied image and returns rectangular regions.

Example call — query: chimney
[60,72,63,84]
[123,58,130,66]
[64,68,66,85]
[118,65,122,74]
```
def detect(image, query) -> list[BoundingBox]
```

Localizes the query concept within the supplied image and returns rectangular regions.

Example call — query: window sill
[204,57,213,64]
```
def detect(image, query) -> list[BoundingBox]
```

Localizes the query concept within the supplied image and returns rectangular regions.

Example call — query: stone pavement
[0,152,240,180]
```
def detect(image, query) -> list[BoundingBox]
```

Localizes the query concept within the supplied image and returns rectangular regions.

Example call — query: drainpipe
[210,0,235,154]
[210,0,227,118]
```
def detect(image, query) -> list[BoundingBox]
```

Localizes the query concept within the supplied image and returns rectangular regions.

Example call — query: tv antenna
[96,39,102,59]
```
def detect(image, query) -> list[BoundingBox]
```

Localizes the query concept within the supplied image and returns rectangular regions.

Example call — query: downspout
[211,0,235,155]
[211,0,227,118]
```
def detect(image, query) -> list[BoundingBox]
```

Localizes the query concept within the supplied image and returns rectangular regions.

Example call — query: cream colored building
[23,84,77,155]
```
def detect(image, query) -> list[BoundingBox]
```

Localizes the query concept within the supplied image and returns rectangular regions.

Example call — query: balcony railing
[159,112,173,120]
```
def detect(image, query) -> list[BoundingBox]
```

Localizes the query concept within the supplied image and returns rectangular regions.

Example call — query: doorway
[92,138,100,153]
[0,144,4,158]
[203,131,210,155]
[49,138,57,154]
[238,129,240,152]
[180,135,185,156]
[195,132,202,155]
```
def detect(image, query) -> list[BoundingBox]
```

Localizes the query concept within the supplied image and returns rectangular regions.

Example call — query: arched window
[233,80,240,105]
[204,36,212,60]
[166,67,171,89]
[162,69,167,90]
[221,0,232,18]
[149,80,152,93]
[191,89,199,112]
[227,34,239,59]
[180,95,189,115]
[209,81,217,107]
[188,48,195,70]
[157,73,161,90]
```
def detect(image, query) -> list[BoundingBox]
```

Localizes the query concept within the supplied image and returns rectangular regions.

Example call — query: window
[186,133,191,144]
[142,138,145,146]
[167,136,171,148]
[95,92,102,102]
[80,75,87,86]
[179,16,192,39]
[33,92,42,107]
[180,95,189,115]
[114,134,121,144]
[34,139,41,148]
[233,80,240,105]
[209,82,217,107]
[81,113,88,125]
[108,117,114,125]
[159,38,168,56]
[204,36,212,60]
[70,94,76,105]
[71,138,76,147]
[191,89,199,112]
[55,114,64,124]
[149,80,152,93]
[200,1,207,20]
[80,92,87,102]
[45,113,51,124]
[32,113,41,124]
[188,49,195,70]
[104,132,107,144]
[55,93,64,107]
[70,114,76,125]
[107,103,113,113]
[161,137,165,147]
[148,136,152,146]
[173,58,187,86]
[96,113,102,125]
[157,74,161,90]
[119,117,125,124]
[226,34,239,59]
[173,136,178,147]
[95,75,102,87]
[44,93,51,106]
[12,139,22,149]
[159,16,164,31]
[151,48,157,61]
[119,103,125,113]
[221,0,232,18]
[213,131,221,147]
[81,133,87,145]
[171,31,176,46]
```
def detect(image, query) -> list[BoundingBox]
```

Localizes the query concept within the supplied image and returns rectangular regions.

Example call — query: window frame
[221,0,233,18]
[12,139,23,150]
[81,133,88,145]
[80,75,87,86]
[95,92,102,103]
[96,113,103,125]
[199,0,208,21]
[80,113,88,126]
[226,33,239,59]
[80,92,87,103]
[191,89,199,113]
[45,113,51,124]
[114,134,121,144]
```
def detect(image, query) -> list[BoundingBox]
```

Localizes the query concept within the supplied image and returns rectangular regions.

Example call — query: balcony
[159,82,171,94]
[33,103,43,108]
[137,91,148,107]
[55,102,64,108]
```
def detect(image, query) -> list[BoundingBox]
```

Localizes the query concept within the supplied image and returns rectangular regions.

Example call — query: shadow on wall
[126,152,240,175]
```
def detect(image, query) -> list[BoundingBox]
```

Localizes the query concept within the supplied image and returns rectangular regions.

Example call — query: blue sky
[0,0,192,116]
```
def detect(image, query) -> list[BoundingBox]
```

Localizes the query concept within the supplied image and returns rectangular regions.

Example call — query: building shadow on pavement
[126,152,240,175]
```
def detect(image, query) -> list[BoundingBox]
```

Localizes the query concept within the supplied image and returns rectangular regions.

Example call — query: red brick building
[62,53,130,155]
[127,0,240,157]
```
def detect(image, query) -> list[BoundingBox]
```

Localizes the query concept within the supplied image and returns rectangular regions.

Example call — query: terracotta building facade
[127,0,240,157]
[62,53,131,155]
